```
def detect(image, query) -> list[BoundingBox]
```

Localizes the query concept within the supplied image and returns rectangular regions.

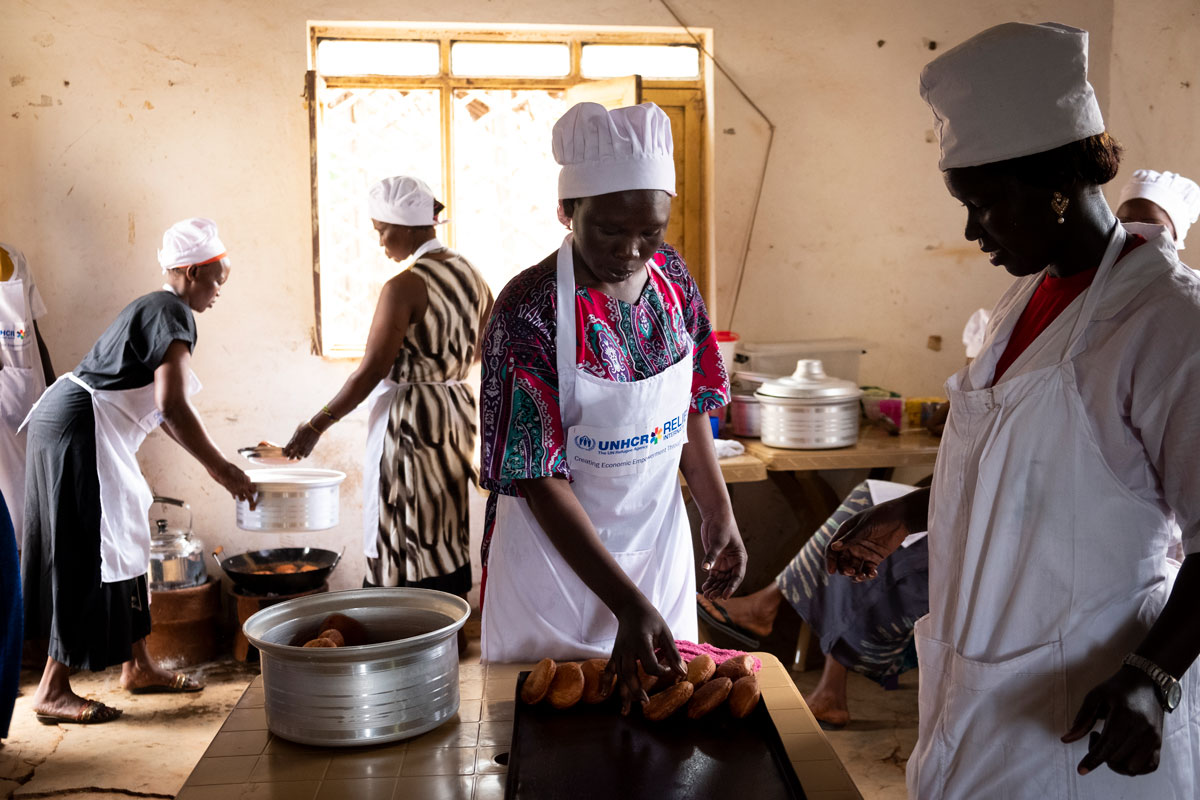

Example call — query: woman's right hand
[603,596,686,715]
[825,496,914,581]
[212,460,257,509]
[283,420,321,459]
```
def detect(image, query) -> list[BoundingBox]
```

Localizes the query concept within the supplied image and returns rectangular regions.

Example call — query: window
[307,24,713,357]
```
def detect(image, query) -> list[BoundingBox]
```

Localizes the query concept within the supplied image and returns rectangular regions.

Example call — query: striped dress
[366,251,492,593]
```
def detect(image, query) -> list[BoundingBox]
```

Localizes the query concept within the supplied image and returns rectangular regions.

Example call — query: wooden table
[176,653,862,799]
[741,426,941,472]
[682,451,768,487]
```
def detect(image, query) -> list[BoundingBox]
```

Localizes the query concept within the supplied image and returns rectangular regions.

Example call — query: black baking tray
[504,672,807,799]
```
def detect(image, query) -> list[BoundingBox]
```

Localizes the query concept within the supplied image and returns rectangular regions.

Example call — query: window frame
[306,22,715,357]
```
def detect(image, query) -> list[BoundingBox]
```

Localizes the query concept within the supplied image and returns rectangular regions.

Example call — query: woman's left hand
[698,513,746,600]
[1061,665,1165,776]
[283,421,321,459]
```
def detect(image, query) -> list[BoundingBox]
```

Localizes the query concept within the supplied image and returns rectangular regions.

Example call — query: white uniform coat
[909,223,1200,799]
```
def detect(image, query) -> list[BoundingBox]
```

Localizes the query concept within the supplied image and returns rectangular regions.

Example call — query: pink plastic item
[670,639,762,673]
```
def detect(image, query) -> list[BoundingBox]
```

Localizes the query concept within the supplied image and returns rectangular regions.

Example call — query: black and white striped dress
[366,251,491,593]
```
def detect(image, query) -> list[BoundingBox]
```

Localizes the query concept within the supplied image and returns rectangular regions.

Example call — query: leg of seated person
[699,481,877,639]
[805,654,851,728]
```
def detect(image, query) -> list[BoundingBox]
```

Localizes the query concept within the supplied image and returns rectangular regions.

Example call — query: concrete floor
[1,633,917,799]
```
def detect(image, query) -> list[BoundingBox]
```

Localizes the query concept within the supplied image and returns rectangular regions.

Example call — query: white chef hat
[158,217,227,273]
[919,22,1105,171]
[367,176,447,227]
[1118,169,1200,250]
[553,102,676,199]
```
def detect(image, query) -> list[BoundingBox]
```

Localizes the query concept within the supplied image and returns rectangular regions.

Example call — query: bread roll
[686,654,716,686]
[319,613,369,646]
[728,675,761,718]
[636,661,658,694]
[521,658,557,704]
[687,676,732,719]
[303,637,338,648]
[581,658,615,704]
[547,662,586,709]
[642,680,694,722]
[317,629,345,647]
[716,654,755,681]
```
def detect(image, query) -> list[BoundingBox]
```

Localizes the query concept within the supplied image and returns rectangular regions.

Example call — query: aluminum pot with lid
[236,468,346,532]
[754,359,862,449]
[243,588,470,746]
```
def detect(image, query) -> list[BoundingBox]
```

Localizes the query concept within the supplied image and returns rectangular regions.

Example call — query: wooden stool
[231,581,329,662]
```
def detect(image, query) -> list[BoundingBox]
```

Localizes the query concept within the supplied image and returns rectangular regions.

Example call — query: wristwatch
[1123,653,1182,712]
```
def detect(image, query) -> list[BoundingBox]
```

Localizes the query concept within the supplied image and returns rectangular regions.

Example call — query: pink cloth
[671,639,761,673]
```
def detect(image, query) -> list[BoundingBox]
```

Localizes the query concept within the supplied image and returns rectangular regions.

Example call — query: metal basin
[242,588,470,746]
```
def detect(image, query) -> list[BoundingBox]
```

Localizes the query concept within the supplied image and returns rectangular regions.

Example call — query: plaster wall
[8,0,1186,591]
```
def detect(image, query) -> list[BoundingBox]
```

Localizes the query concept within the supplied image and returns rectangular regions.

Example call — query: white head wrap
[367,176,446,227]
[919,22,1105,170]
[553,102,676,199]
[158,217,227,272]
[1117,169,1200,250]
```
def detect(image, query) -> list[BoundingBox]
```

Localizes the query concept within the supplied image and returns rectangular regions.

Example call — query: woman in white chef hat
[478,101,746,710]
[284,177,492,626]
[21,218,254,725]
[1116,169,1200,252]
[826,22,1200,796]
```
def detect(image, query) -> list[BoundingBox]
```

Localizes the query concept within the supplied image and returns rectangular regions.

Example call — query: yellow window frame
[306,22,715,357]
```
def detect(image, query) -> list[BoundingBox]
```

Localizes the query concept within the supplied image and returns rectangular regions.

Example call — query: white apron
[0,260,46,544]
[481,235,698,662]
[910,224,1199,799]
[22,369,201,584]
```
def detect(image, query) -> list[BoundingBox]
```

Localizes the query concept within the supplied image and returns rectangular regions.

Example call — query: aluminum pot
[242,588,470,746]
[755,359,862,449]
[729,393,762,437]
[236,468,345,532]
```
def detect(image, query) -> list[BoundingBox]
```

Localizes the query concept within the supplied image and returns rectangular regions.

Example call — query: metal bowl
[242,588,470,746]
[236,468,346,532]
[212,547,341,595]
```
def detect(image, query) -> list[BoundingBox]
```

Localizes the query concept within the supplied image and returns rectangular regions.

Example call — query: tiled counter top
[177,653,861,800]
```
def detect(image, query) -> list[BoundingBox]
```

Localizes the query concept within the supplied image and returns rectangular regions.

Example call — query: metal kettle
[148,496,207,591]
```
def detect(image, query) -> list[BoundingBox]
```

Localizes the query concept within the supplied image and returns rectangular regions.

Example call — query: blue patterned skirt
[776,481,928,686]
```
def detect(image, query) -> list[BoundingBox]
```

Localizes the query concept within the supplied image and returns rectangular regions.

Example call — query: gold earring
[1051,191,1070,224]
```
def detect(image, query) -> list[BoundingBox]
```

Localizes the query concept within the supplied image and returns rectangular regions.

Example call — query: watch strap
[1123,653,1180,710]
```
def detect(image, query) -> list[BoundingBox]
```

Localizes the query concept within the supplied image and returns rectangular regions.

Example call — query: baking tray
[504,671,807,800]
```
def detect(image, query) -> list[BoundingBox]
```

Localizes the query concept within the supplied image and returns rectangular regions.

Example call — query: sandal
[695,595,762,649]
[126,672,204,694]
[35,699,123,725]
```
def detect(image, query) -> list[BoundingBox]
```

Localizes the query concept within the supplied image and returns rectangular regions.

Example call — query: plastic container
[715,331,739,375]
[735,338,867,382]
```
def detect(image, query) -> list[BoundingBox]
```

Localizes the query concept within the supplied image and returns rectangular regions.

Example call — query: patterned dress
[366,252,492,593]
[479,244,729,577]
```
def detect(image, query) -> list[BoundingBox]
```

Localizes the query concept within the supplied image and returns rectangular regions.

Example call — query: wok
[212,546,342,595]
